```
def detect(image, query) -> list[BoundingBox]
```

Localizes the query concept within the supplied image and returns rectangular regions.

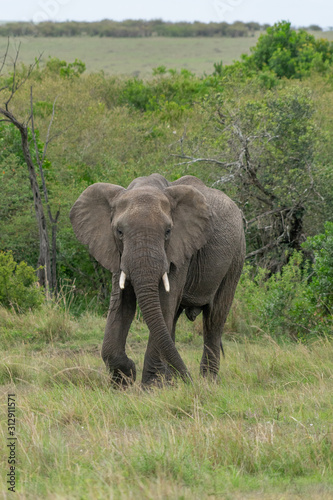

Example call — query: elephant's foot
[140,375,172,390]
[103,356,136,389]
[141,357,173,387]
[200,367,220,382]
[142,354,193,387]
[111,367,136,389]
[142,369,193,388]
[141,368,173,388]
[200,347,220,380]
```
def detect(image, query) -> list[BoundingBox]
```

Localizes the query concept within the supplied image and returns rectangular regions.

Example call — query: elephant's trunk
[121,235,190,382]
[134,281,189,381]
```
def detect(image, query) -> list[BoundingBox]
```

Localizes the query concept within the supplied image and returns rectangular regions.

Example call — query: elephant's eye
[165,228,171,240]
[117,228,123,239]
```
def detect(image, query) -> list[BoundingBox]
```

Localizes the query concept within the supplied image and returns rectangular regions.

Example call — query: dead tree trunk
[30,89,60,297]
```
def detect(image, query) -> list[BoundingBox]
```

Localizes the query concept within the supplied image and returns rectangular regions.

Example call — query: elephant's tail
[220,339,225,358]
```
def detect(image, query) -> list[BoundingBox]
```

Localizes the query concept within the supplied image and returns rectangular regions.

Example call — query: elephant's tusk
[119,271,126,289]
[162,272,170,293]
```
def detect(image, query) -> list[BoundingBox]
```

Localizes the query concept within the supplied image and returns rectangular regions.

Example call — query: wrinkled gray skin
[70,174,245,386]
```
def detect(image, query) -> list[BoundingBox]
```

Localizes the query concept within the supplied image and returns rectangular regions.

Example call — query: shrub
[119,69,221,117]
[46,57,86,78]
[0,251,44,312]
[302,222,333,313]
[236,249,332,340]
[243,21,333,79]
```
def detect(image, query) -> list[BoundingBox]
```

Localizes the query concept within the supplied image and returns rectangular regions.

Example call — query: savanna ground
[0,35,261,76]
[1,32,332,76]
[0,301,332,499]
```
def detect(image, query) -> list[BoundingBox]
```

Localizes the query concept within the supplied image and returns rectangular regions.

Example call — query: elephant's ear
[164,185,213,268]
[70,183,125,272]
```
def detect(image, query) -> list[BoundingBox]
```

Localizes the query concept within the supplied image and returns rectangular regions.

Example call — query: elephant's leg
[200,262,241,378]
[101,273,137,387]
[171,306,184,342]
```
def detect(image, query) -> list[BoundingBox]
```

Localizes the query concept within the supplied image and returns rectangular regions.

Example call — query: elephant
[70,174,245,386]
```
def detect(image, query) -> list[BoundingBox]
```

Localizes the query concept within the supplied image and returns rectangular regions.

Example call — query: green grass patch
[0,307,332,498]
[0,35,261,76]
[2,32,332,77]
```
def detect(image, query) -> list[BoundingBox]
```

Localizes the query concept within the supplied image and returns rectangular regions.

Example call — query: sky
[1,0,332,29]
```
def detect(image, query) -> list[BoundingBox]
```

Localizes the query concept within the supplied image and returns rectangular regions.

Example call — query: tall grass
[1,305,332,499]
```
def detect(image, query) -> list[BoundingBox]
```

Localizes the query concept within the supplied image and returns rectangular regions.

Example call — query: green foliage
[33,100,54,118]
[0,123,39,264]
[244,21,333,78]
[119,69,223,117]
[152,65,167,75]
[46,57,86,78]
[0,122,58,265]
[0,251,44,312]
[236,250,332,340]
[213,60,223,76]
[302,222,333,313]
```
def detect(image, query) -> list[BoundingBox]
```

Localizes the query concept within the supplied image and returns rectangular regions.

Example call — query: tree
[0,41,60,296]
[307,25,323,32]
[243,21,333,78]
[172,85,323,271]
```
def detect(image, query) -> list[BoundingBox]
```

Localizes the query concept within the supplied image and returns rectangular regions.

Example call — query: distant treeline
[0,20,274,38]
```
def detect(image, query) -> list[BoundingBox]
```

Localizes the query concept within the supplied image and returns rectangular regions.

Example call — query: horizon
[1,0,332,31]
[0,18,329,31]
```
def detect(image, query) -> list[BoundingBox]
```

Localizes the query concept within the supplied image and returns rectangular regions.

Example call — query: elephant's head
[70,178,212,379]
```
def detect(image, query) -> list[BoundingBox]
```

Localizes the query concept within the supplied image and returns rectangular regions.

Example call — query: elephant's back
[128,174,170,190]
[171,176,238,211]
[171,175,207,191]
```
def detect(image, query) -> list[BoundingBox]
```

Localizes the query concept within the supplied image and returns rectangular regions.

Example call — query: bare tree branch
[4,44,43,111]
[170,153,227,167]
[245,207,294,226]
[246,234,285,259]
[0,37,10,77]
[5,41,21,110]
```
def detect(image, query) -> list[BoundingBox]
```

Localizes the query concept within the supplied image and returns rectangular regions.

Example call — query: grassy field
[1,36,262,76]
[1,303,332,499]
[1,32,333,77]
[1,35,262,76]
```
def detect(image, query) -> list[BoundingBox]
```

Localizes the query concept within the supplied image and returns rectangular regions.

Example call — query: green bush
[302,222,333,313]
[46,57,86,78]
[0,251,44,312]
[119,69,222,117]
[242,21,333,79]
[236,249,332,340]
